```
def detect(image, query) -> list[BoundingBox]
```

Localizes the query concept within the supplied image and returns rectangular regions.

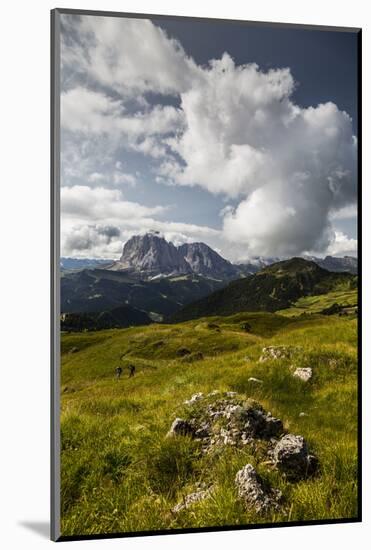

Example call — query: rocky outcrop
[273,434,318,479]
[168,392,283,452]
[235,464,281,512]
[167,392,320,515]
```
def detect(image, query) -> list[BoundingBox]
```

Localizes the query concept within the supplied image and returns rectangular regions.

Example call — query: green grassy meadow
[60,304,358,536]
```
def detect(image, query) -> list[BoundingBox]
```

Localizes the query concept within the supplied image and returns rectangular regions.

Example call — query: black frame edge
[53,7,361,33]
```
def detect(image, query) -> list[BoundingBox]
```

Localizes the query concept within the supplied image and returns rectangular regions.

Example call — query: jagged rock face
[179,242,238,278]
[118,233,191,275]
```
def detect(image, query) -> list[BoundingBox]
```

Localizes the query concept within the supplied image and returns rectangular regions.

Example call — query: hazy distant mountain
[306,255,357,274]
[237,254,358,275]
[170,257,357,322]
[61,257,113,271]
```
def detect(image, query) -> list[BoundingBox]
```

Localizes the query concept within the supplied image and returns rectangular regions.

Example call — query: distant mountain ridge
[61,257,113,271]
[305,255,357,274]
[170,257,357,322]
[60,268,226,319]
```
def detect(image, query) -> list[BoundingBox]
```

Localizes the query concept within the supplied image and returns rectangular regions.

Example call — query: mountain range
[61,233,357,278]
[61,233,357,330]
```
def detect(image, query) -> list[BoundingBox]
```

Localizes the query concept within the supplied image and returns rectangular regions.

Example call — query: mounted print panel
[51,8,361,541]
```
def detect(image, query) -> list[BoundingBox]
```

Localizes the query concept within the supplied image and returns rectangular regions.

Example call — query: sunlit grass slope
[60,309,358,536]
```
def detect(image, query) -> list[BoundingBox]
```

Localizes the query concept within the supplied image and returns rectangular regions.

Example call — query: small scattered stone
[235,464,281,512]
[248,377,263,384]
[273,434,318,479]
[69,347,79,354]
[172,487,213,513]
[299,412,308,417]
[293,367,312,382]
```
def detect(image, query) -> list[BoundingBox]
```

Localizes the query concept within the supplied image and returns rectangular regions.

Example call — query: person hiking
[128,364,136,378]
[115,366,123,379]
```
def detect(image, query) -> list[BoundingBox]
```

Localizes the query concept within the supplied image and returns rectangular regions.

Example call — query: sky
[60,13,358,262]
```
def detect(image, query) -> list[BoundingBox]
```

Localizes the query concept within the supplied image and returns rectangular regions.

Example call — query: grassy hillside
[277,289,358,317]
[170,258,357,323]
[60,305,358,536]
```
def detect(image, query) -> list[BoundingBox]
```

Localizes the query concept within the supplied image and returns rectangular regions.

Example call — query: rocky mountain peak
[118,233,191,275]
[179,242,238,278]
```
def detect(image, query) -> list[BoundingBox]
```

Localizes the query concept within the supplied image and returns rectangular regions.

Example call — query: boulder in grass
[235,464,282,512]
[273,434,318,479]
[293,367,312,382]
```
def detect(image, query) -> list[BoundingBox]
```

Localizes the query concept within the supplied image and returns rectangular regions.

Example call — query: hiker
[128,364,136,378]
[115,366,123,379]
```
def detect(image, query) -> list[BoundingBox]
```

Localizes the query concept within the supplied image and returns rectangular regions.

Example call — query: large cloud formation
[60,15,357,259]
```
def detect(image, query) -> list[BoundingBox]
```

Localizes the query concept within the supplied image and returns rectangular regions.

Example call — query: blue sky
[60,14,358,261]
